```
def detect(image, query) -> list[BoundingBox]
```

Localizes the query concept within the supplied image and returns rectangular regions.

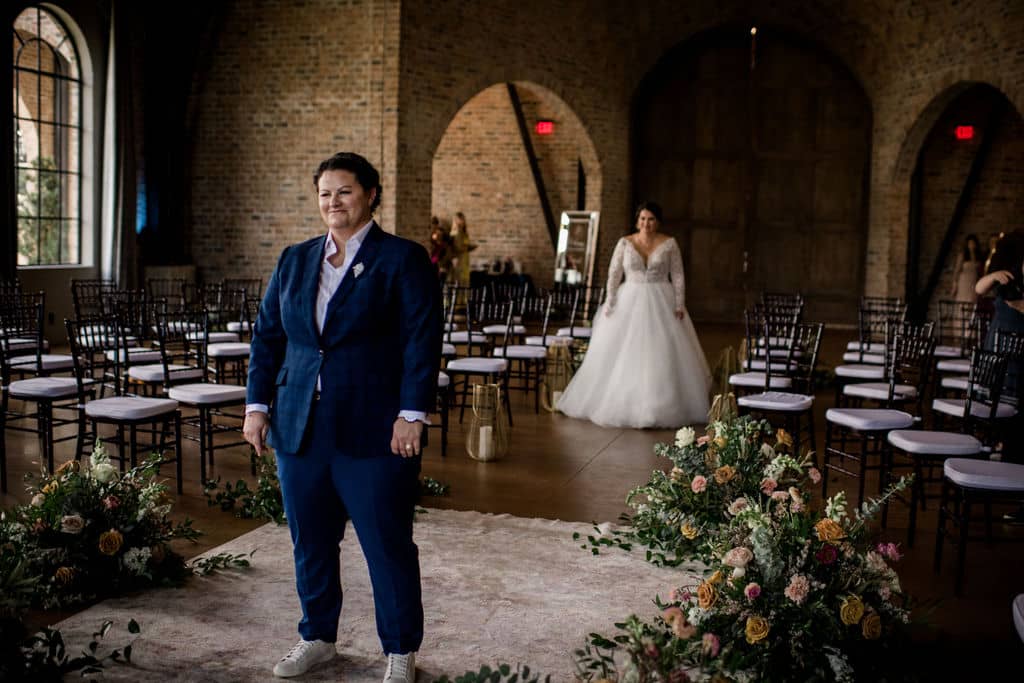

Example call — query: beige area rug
[56,509,702,681]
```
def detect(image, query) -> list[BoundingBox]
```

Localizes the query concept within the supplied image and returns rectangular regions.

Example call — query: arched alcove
[897,83,1024,317]
[431,81,602,286]
[632,26,872,323]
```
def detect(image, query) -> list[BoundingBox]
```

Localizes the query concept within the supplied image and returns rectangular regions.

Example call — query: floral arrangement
[575,479,913,682]
[580,416,819,567]
[1,443,205,609]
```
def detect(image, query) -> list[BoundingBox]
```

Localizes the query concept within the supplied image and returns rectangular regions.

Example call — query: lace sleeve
[605,238,627,312]
[669,238,685,310]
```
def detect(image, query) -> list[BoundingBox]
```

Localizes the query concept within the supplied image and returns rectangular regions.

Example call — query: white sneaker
[273,639,336,678]
[383,651,416,682]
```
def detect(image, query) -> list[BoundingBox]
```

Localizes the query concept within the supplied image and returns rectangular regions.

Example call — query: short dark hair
[313,152,382,212]
[633,200,663,224]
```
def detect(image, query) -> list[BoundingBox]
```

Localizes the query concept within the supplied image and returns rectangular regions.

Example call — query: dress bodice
[606,236,686,310]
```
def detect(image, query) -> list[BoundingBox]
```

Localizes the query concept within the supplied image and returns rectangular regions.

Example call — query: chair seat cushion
[493,345,548,360]
[187,331,240,344]
[437,371,450,388]
[834,364,886,379]
[226,321,251,333]
[737,391,813,412]
[105,348,162,363]
[826,408,915,431]
[207,342,252,358]
[153,321,197,335]
[524,335,574,347]
[937,358,970,373]
[933,345,964,359]
[482,324,527,335]
[441,343,457,356]
[557,326,592,338]
[843,382,917,401]
[11,354,75,372]
[842,351,885,364]
[887,429,982,455]
[940,376,968,391]
[932,398,1017,420]
[846,341,886,353]
[944,458,1024,492]
[85,396,178,420]
[128,364,204,383]
[167,383,247,404]
[448,331,488,344]
[7,337,42,352]
[728,372,792,389]
[446,357,508,373]
[8,377,81,399]
[741,358,798,371]
[1015,594,1024,644]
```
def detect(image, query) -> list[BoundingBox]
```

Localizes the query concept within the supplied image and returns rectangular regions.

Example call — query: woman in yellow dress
[449,211,476,288]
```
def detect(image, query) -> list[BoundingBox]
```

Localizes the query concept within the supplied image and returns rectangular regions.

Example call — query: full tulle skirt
[557,281,711,428]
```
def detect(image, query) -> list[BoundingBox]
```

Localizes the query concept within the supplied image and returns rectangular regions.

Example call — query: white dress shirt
[246,221,427,423]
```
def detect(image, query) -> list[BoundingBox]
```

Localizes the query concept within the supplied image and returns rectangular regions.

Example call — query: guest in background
[948,233,985,302]
[975,229,1024,520]
[429,216,452,283]
[449,211,476,288]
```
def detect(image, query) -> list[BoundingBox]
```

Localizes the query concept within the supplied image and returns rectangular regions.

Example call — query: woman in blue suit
[243,152,441,682]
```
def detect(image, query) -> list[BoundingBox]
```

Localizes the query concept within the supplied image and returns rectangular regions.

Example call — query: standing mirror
[553,211,600,288]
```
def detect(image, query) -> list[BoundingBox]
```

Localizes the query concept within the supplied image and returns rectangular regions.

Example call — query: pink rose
[723,546,754,569]
[761,478,778,494]
[727,497,749,516]
[697,435,711,446]
[102,495,120,510]
[691,475,707,493]
[808,467,822,484]
[701,633,721,658]
[784,574,811,605]
[668,587,691,603]
[744,582,761,600]
[815,544,838,565]
[771,490,790,501]
[877,542,903,561]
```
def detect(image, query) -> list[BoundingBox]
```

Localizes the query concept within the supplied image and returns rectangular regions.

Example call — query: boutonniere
[352,263,364,278]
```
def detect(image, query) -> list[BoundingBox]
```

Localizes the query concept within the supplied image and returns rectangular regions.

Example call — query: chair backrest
[145,278,187,307]
[744,305,799,366]
[963,348,1010,426]
[788,321,825,395]
[154,309,210,386]
[937,299,976,350]
[71,279,117,317]
[886,323,937,412]
[761,291,804,310]
[222,277,263,300]
[546,287,580,333]
[852,299,908,358]
[65,314,120,396]
[0,297,45,375]
[994,329,1024,408]
[466,299,513,353]
[519,293,551,337]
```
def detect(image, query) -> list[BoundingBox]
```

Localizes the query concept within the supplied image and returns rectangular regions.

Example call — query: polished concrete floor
[3,323,1022,674]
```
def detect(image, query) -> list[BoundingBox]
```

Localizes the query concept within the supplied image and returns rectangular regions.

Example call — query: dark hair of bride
[633,200,664,226]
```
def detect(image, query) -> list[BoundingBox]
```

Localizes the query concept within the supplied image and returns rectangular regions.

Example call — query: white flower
[723,546,754,568]
[90,441,111,468]
[122,547,152,576]
[60,514,85,534]
[91,463,116,484]
[675,426,696,448]
[732,566,746,579]
[31,494,46,507]
[352,263,364,278]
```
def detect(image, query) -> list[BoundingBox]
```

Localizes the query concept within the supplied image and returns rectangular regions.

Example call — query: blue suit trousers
[275,391,423,654]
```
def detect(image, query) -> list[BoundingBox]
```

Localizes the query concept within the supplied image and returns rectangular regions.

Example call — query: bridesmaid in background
[949,233,985,303]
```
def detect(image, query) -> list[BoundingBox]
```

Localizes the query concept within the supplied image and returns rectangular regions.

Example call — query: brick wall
[185,0,1024,318]
[430,82,602,287]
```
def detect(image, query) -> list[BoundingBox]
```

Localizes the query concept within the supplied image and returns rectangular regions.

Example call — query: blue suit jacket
[246,224,442,456]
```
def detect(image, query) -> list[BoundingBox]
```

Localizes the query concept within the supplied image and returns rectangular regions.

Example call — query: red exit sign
[535,120,554,135]
[955,125,975,140]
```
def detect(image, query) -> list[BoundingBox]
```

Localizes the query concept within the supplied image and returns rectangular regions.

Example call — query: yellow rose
[680,522,700,540]
[714,465,736,484]
[98,529,124,556]
[776,429,793,449]
[707,570,724,585]
[42,481,58,495]
[697,581,718,609]
[861,610,881,639]
[840,595,865,625]
[714,436,727,449]
[54,566,76,585]
[815,518,846,543]
[745,615,770,644]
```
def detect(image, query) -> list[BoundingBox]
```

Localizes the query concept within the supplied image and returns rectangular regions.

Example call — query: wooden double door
[633,28,871,324]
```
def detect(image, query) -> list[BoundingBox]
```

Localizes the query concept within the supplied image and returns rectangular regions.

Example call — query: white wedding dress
[557,236,711,428]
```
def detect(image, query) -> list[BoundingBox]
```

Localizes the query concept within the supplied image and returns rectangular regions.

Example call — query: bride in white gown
[557,202,711,428]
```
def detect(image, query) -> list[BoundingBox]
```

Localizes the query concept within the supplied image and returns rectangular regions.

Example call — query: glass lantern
[466,383,510,462]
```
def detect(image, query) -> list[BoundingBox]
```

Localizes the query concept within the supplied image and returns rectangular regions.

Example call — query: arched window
[13,5,83,266]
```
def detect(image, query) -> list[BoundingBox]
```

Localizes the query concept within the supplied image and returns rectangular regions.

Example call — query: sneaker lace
[386,653,410,678]
[282,640,316,662]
